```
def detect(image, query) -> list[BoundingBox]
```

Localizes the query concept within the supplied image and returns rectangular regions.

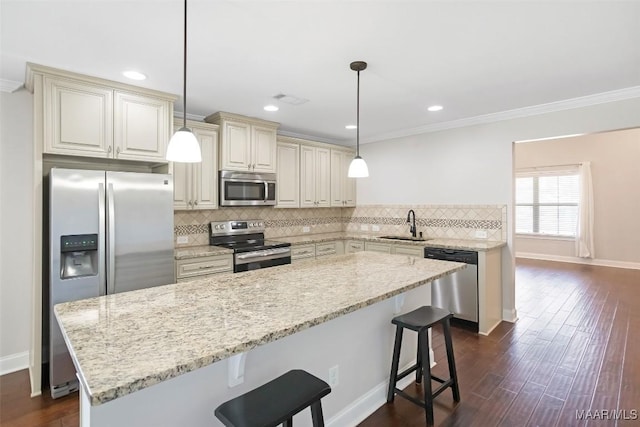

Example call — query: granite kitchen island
[55,251,465,427]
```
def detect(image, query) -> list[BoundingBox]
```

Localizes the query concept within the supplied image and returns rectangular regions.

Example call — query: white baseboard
[327,361,417,427]
[502,308,518,323]
[516,252,640,271]
[0,351,29,376]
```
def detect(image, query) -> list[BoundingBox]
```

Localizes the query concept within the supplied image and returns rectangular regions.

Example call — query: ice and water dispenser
[60,234,98,279]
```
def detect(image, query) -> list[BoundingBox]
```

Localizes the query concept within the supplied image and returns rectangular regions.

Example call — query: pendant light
[166,0,201,162]
[347,61,369,178]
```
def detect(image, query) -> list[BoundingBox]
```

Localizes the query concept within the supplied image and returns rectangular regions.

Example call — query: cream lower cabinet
[315,241,344,258]
[276,141,300,207]
[364,242,393,253]
[300,145,331,207]
[392,245,424,257]
[176,254,233,282]
[291,241,344,262]
[205,112,278,173]
[291,244,316,262]
[172,120,219,210]
[330,149,356,207]
[28,64,175,162]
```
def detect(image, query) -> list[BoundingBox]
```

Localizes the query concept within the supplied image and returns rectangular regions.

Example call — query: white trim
[516,233,575,242]
[362,86,640,144]
[502,308,518,323]
[0,351,29,376]
[516,252,640,271]
[0,79,23,93]
[327,361,417,427]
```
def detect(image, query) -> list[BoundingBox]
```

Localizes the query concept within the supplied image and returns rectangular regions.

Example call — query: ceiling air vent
[273,93,309,106]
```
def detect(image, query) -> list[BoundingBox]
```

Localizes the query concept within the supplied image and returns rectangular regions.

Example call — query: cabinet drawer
[176,255,233,279]
[316,242,339,257]
[393,245,424,257]
[291,244,316,261]
[365,242,393,254]
[345,240,364,253]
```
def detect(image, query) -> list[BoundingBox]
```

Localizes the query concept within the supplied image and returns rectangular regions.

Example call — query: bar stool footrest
[395,363,420,382]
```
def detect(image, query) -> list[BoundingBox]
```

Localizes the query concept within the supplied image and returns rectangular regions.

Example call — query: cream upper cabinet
[205,112,278,173]
[28,64,176,162]
[172,119,219,210]
[300,145,330,207]
[113,92,170,161]
[276,140,300,207]
[330,149,356,207]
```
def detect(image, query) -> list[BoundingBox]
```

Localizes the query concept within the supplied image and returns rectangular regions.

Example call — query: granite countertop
[174,245,233,260]
[54,252,465,406]
[278,232,507,251]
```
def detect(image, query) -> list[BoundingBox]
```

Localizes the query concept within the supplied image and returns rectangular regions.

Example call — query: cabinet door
[44,77,113,157]
[300,145,316,207]
[172,161,192,210]
[345,240,364,253]
[114,91,170,161]
[342,152,357,206]
[393,245,424,257]
[252,125,277,173]
[193,128,218,209]
[220,120,251,171]
[365,242,393,253]
[276,142,300,207]
[330,150,343,206]
[315,147,331,207]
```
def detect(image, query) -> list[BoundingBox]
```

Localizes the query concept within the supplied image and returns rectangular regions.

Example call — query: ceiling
[2,1,639,145]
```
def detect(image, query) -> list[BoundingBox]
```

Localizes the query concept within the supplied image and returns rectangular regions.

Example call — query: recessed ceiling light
[263,105,279,112]
[345,125,357,130]
[427,105,443,112]
[123,70,147,81]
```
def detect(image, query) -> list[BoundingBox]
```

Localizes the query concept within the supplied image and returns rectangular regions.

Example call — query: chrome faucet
[406,209,417,238]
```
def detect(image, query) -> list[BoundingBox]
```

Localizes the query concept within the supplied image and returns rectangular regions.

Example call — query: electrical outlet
[371,225,380,232]
[302,226,311,233]
[328,365,339,387]
[177,236,189,244]
[475,230,488,239]
[360,224,369,231]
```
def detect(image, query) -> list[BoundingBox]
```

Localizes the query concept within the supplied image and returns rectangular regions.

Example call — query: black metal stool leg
[416,341,423,384]
[443,319,460,402]
[310,401,325,427]
[419,329,434,425]
[387,325,403,403]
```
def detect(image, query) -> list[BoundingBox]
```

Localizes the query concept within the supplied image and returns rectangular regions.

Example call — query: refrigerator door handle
[98,183,107,296]
[107,183,116,294]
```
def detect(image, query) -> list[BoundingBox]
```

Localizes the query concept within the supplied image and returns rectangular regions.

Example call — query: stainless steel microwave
[219,170,276,206]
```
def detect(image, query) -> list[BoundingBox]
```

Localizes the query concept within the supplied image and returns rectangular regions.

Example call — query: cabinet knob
[116,147,120,157]
[194,200,198,206]
[108,146,112,153]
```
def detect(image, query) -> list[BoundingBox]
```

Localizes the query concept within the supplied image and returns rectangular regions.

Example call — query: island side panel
[85,285,430,427]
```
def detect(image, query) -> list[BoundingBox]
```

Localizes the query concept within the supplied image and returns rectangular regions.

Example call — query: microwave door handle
[264,181,268,202]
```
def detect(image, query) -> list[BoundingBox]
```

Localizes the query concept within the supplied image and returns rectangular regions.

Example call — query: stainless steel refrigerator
[48,168,174,398]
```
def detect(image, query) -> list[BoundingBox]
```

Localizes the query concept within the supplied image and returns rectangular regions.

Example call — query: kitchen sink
[378,235,429,242]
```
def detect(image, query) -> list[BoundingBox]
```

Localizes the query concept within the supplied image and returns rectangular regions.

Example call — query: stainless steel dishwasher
[424,248,478,330]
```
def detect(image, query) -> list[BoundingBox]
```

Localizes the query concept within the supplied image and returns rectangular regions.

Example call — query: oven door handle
[236,247,290,260]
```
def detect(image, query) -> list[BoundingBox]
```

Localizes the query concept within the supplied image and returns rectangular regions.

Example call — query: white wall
[515,128,640,266]
[357,97,640,319]
[0,89,34,373]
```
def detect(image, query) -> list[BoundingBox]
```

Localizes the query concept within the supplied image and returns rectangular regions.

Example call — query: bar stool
[214,369,331,427]
[387,306,460,425]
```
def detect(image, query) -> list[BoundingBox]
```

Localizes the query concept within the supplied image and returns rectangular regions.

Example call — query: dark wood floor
[1,259,638,426]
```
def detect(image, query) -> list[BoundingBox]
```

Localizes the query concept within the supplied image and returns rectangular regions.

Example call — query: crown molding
[362,86,640,144]
[277,129,344,145]
[1,79,24,93]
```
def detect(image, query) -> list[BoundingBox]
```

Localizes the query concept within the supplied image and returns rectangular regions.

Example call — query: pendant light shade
[166,0,202,163]
[348,61,368,178]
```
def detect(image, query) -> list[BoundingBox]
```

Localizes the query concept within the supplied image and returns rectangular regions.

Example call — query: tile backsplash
[174,204,506,247]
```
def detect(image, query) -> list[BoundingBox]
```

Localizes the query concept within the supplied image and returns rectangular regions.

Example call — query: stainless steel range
[209,220,291,272]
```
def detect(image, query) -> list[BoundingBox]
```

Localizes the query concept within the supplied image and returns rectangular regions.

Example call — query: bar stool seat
[387,306,461,425]
[214,369,331,427]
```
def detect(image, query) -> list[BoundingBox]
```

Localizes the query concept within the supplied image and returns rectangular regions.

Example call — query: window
[516,171,579,237]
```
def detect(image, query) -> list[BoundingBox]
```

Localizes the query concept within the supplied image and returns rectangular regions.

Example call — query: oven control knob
[220,224,225,229]
[250,222,256,227]
[259,222,264,227]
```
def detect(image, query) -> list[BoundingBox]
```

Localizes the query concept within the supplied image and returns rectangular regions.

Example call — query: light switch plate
[302,226,310,233]
[372,225,380,231]
[475,230,488,239]
[360,224,369,231]
[177,236,189,244]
